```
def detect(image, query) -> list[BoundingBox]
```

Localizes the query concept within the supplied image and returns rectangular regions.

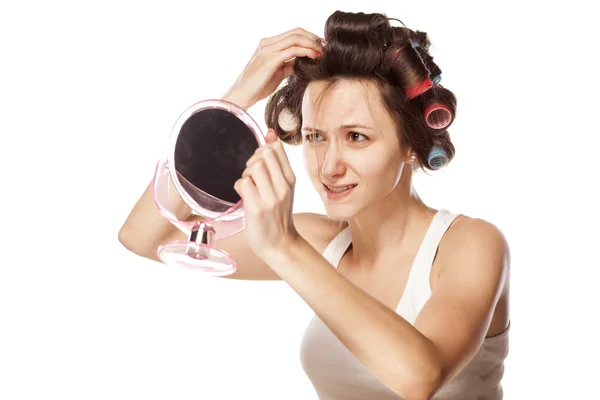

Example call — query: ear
[404,146,415,163]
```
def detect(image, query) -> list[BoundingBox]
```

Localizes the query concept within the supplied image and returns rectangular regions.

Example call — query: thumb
[265,128,278,144]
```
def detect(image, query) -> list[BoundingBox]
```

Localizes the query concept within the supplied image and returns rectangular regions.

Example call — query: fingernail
[317,38,327,48]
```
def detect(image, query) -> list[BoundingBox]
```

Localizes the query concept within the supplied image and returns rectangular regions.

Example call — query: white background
[1,0,599,398]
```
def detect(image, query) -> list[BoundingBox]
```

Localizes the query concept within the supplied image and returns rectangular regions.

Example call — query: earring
[409,155,416,162]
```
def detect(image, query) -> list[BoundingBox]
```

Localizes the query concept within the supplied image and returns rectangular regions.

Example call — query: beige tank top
[299,209,510,399]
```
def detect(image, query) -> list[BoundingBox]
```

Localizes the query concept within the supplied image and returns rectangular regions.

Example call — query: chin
[322,203,359,222]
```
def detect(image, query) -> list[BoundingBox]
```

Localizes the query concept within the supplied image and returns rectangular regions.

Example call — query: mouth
[323,183,357,199]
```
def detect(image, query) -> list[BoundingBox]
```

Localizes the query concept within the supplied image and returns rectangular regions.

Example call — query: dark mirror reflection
[174,108,259,204]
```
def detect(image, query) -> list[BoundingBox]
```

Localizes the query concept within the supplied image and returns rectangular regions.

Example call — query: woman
[119,10,510,400]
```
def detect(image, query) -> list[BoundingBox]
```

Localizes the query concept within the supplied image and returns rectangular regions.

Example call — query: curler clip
[405,38,442,98]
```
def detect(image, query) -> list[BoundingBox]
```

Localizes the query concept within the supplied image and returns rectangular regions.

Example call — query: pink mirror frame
[151,99,267,276]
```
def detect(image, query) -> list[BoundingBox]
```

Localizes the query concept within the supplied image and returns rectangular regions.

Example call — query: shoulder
[439,214,510,283]
[292,212,347,254]
[446,214,509,250]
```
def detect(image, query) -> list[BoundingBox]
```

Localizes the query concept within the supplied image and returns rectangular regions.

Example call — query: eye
[304,133,325,142]
[349,132,367,142]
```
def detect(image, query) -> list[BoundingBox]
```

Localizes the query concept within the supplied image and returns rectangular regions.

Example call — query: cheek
[355,152,403,186]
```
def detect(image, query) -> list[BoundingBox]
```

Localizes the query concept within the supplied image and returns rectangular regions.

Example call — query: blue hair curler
[427,145,448,170]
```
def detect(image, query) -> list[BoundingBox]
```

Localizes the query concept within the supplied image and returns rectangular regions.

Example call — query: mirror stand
[150,98,265,276]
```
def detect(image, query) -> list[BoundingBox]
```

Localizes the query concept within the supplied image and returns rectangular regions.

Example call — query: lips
[323,184,356,194]
[323,183,357,193]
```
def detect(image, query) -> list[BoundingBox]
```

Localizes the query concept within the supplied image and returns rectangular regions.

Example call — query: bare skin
[119,27,330,281]
[118,25,509,351]
[298,79,509,340]
[333,210,510,339]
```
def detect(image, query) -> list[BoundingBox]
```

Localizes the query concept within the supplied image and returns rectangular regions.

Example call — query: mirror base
[157,242,237,277]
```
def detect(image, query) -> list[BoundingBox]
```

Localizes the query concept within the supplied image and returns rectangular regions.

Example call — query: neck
[345,175,437,269]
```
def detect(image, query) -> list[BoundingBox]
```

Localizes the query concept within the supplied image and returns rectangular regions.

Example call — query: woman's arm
[263,218,509,400]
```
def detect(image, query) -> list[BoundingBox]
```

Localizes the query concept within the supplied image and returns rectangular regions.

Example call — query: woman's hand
[233,129,299,261]
[223,27,324,110]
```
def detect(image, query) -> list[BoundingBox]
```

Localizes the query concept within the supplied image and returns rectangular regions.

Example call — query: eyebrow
[301,124,375,132]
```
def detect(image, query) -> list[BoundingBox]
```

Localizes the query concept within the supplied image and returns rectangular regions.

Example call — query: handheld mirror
[152,99,266,276]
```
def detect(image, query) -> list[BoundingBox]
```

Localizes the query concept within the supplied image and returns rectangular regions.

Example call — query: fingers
[248,27,317,66]
[269,141,296,187]
[267,33,324,56]
[246,138,296,188]
[258,29,325,68]
[241,159,277,205]
[265,128,278,144]
[234,176,260,212]
[237,131,297,211]
[269,45,317,67]
[281,59,295,80]
[258,147,292,198]
[259,27,319,48]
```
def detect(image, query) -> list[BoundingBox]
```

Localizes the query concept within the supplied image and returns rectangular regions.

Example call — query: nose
[320,143,346,181]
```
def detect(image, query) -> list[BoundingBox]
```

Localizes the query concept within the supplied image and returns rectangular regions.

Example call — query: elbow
[393,364,442,400]
[118,226,151,257]
[118,225,134,249]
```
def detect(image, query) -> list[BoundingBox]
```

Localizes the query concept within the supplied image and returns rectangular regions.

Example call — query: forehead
[301,79,391,128]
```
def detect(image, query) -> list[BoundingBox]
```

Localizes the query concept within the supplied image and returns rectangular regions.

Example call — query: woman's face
[301,79,409,221]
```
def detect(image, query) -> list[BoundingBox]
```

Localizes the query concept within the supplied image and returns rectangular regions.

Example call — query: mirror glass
[173,107,260,211]
[152,99,266,275]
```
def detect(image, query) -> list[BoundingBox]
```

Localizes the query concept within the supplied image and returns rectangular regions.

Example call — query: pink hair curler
[424,103,452,130]
[152,99,267,276]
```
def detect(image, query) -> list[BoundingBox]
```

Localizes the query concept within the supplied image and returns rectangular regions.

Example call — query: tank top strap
[322,209,460,270]
[412,209,461,278]
[322,226,352,267]
[396,209,461,322]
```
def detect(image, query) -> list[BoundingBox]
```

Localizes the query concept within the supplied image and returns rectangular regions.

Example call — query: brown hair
[264,10,457,173]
